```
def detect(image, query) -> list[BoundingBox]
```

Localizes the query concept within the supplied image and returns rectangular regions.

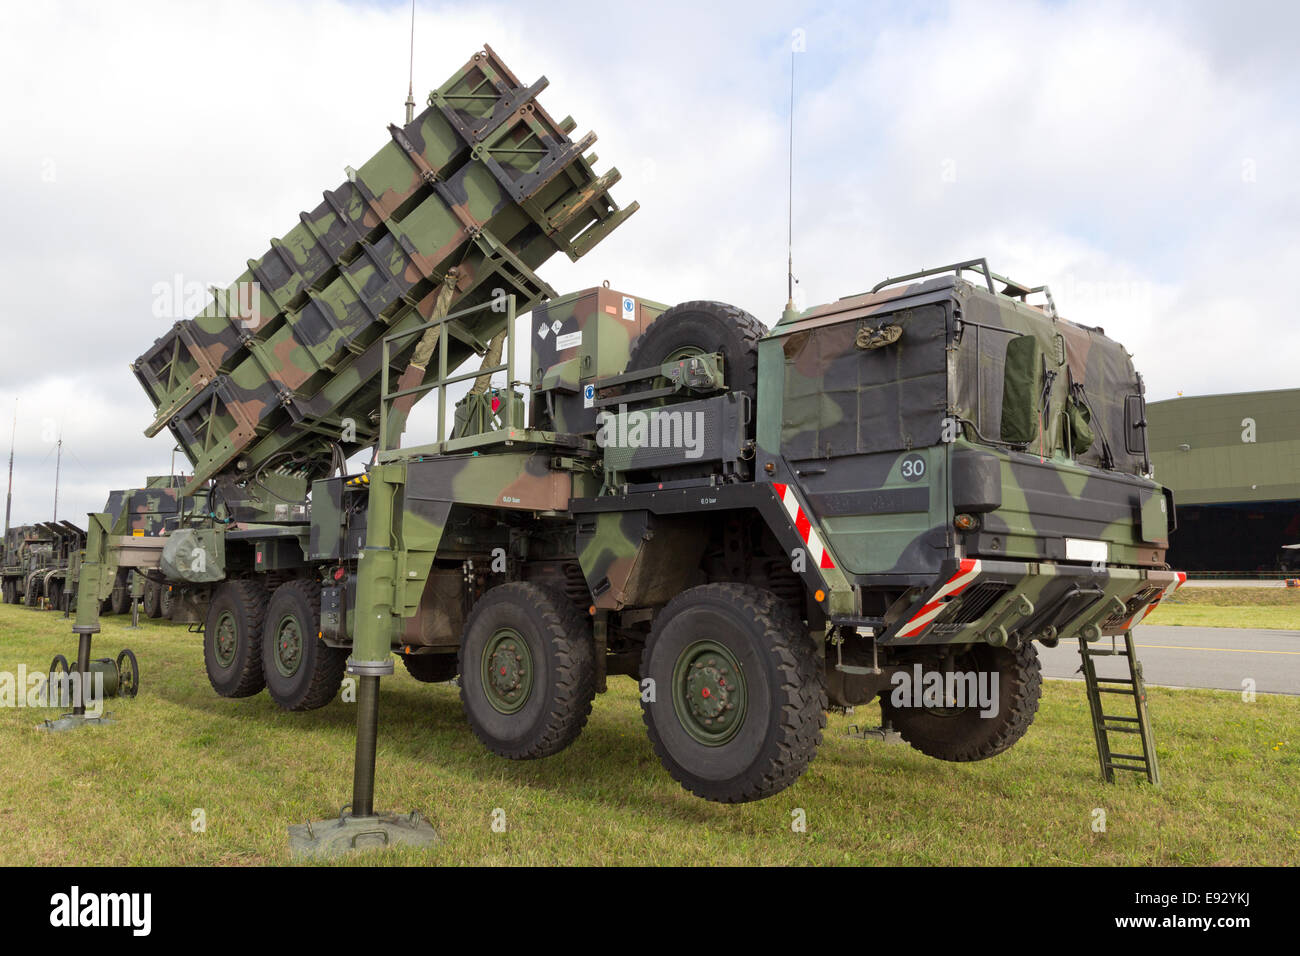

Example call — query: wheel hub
[482,628,532,714]
[214,611,238,668]
[672,640,747,745]
[274,615,303,677]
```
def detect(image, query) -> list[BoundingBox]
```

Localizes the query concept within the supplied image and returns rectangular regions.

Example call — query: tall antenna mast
[53,428,62,522]
[4,400,15,538]
[404,0,416,124]
[784,48,797,317]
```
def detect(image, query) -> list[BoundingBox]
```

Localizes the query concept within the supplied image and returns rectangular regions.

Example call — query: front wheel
[880,641,1042,761]
[640,584,826,803]
[459,582,595,759]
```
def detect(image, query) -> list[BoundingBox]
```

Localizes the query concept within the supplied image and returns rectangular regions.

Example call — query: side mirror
[1124,394,1147,455]
[1000,334,1042,445]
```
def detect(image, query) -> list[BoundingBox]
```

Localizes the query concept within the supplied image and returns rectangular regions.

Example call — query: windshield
[952,296,1148,476]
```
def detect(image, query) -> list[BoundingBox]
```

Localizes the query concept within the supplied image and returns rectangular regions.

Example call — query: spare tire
[625,300,763,409]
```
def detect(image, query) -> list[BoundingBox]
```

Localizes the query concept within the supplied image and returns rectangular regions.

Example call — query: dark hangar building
[1148,388,1300,573]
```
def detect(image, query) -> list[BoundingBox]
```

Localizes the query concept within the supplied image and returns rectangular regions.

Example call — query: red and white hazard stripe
[1121,570,1187,630]
[772,482,836,570]
[896,558,983,639]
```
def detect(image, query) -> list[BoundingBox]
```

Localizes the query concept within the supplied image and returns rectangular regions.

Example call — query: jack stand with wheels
[39,627,117,732]
[42,517,138,732]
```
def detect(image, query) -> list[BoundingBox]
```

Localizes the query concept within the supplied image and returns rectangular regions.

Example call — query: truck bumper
[879,558,1186,647]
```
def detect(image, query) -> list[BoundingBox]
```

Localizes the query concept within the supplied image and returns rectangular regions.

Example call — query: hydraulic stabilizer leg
[288,464,438,858]
[351,674,379,817]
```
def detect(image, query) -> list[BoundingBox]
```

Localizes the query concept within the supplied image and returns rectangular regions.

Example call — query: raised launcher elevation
[130,45,637,498]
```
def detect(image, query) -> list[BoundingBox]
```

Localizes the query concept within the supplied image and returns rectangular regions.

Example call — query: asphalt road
[1038,624,1300,696]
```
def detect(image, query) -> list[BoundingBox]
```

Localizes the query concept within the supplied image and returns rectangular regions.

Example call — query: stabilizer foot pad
[37,713,117,733]
[845,724,903,744]
[288,810,439,859]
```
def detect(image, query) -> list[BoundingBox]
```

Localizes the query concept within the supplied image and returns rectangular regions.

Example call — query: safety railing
[377,296,517,459]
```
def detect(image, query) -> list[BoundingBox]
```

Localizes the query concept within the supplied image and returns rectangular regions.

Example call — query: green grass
[0,604,1296,865]
[1150,587,1300,630]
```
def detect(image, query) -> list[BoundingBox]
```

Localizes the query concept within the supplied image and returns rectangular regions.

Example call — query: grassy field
[0,604,1295,866]
[1150,586,1300,629]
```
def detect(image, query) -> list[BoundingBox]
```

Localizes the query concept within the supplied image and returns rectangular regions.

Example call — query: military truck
[86,476,198,618]
[73,47,1182,806]
[3,522,84,610]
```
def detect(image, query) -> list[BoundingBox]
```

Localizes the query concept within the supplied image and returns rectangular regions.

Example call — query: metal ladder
[1077,631,1160,784]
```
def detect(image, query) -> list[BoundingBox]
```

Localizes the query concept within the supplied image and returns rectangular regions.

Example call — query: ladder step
[1101,715,1140,722]
[1103,725,1140,734]
[1095,677,1135,684]
[1108,753,1148,762]
[1107,763,1150,773]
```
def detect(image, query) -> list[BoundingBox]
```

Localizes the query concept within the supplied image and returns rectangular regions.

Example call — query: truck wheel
[640,583,826,803]
[203,579,269,698]
[108,570,130,615]
[458,582,595,759]
[880,641,1042,761]
[625,300,763,407]
[142,580,162,619]
[261,579,345,711]
[402,653,459,684]
[2,579,14,604]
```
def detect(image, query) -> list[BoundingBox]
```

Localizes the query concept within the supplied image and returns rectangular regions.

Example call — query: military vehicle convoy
[71,45,1183,807]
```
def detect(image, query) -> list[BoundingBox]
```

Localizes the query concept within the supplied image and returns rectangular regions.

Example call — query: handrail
[378,295,517,453]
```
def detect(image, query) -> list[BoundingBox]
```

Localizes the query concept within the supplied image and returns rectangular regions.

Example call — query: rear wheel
[402,653,459,684]
[108,569,130,615]
[261,579,346,711]
[640,584,826,803]
[203,579,268,698]
[459,582,595,759]
[142,579,162,619]
[880,641,1042,761]
[2,579,14,604]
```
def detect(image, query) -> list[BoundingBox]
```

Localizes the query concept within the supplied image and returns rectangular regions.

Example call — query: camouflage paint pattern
[131,46,636,498]
[753,272,1176,644]
[530,285,668,434]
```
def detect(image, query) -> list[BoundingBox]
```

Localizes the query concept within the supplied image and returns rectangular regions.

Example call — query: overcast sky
[1,0,1297,523]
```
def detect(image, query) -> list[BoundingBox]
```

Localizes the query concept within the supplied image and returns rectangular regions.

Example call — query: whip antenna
[404,0,416,124]
[785,48,798,316]
[4,400,15,538]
